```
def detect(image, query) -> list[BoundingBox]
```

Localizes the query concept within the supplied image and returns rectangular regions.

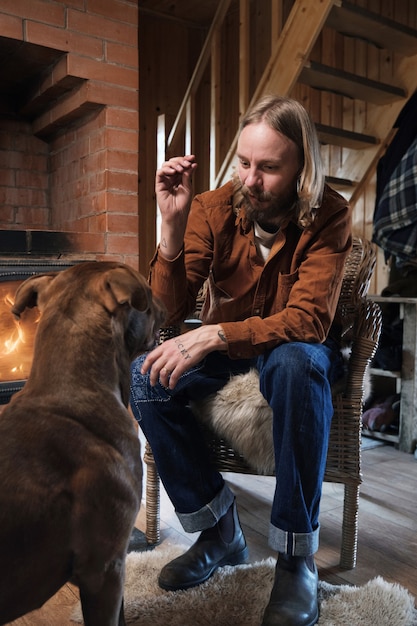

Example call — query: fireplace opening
[0,36,64,117]
[0,279,38,384]
[0,259,81,404]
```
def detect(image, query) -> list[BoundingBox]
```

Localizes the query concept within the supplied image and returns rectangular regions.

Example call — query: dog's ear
[11,274,57,319]
[104,268,151,313]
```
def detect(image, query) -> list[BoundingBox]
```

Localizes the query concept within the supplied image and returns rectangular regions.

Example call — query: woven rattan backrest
[337,237,376,339]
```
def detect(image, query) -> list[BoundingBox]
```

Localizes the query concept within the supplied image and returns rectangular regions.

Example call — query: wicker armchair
[143,237,382,569]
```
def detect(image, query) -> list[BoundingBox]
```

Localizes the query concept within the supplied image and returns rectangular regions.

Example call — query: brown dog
[0,261,164,626]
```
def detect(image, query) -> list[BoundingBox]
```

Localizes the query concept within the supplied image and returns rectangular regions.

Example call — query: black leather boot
[158,499,248,591]
[261,553,319,626]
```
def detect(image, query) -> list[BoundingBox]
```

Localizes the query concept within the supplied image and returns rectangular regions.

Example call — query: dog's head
[11,261,165,359]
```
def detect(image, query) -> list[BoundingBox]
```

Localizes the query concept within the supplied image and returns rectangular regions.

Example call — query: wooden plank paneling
[138,12,206,272]
[139,0,417,293]
[216,0,337,186]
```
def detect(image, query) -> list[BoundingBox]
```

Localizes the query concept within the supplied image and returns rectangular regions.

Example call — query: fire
[3,322,26,355]
[0,287,39,382]
[2,295,26,355]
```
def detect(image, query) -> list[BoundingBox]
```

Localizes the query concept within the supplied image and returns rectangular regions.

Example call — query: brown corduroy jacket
[149,181,352,360]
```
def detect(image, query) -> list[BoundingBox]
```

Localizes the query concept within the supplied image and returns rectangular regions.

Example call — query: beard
[240,183,297,231]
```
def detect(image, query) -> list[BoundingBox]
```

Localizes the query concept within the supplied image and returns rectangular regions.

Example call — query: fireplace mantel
[0,230,102,260]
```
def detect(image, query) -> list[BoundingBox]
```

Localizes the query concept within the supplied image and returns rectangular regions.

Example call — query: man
[130,95,351,626]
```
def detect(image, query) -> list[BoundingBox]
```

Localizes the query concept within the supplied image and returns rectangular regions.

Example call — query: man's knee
[259,342,315,380]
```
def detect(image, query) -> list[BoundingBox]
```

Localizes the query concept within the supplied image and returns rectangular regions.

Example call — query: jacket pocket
[274,270,299,313]
[201,273,253,323]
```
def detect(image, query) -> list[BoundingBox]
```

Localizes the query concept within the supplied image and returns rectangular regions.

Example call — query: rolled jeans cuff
[269,523,320,556]
[177,484,235,533]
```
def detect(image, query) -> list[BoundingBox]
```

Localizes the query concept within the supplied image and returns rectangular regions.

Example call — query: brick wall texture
[0,0,140,267]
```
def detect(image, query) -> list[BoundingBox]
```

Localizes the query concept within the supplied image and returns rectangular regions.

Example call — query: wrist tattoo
[161,237,167,248]
[174,338,191,360]
[218,329,227,343]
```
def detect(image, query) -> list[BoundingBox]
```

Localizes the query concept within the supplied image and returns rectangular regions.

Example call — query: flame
[0,291,39,381]
[2,320,26,355]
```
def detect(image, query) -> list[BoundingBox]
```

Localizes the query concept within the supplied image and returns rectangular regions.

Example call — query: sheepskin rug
[72,544,417,626]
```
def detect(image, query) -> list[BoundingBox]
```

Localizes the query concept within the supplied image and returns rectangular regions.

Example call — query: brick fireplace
[0,0,141,268]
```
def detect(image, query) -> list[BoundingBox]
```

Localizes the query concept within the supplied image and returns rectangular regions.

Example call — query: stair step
[327,1,417,56]
[316,123,379,149]
[299,61,407,105]
[325,176,355,192]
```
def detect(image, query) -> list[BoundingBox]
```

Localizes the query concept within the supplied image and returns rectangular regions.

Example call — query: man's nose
[244,168,262,189]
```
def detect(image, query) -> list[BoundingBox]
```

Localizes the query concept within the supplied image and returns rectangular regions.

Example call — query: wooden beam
[316,123,379,150]
[300,61,406,105]
[348,129,396,206]
[270,0,283,44]
[166,0,233,151]
[327,0,417,57]
[335,52,417,194]
[216,0,337,186]
[239,0,250,118]
[253,0,337,101]
[185,99,192,155]
[210,29,221,187]
[155,113,167,246]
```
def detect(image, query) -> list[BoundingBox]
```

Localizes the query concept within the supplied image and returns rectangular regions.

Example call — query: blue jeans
[130,340,344,557]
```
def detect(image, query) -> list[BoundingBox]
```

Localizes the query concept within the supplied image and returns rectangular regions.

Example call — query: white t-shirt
[254,222,279,262]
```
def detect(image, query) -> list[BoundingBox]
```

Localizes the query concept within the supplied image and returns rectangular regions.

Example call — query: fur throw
[192,356,372,476]
[191,369,275,475]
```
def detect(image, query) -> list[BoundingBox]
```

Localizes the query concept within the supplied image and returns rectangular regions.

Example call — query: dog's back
[0,261,164,625]
[0,398,141,622]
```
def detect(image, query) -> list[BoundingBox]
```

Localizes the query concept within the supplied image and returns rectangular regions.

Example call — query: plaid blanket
[373,135,417,267]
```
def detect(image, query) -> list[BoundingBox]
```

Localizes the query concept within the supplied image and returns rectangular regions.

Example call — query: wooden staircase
[157,0,417,208]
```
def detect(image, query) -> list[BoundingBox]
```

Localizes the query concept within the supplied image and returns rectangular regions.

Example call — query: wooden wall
[138,0,417,292]
[291,0,417,293]
[138,13,206,270]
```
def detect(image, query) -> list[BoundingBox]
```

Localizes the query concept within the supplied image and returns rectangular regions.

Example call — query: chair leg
[143,441,161,545]
[144,441,361,565]
[339,482,360,569]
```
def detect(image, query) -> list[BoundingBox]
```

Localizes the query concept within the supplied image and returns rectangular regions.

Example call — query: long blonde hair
[238,95,325,228]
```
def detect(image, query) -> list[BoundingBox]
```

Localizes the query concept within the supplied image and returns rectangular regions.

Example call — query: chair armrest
[159,326,181,342]
[344,299,382,403]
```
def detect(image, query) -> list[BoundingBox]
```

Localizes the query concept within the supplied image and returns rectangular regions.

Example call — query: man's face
[236,121,301,229]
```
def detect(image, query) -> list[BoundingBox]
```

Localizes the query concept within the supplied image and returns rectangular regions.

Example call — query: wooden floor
[6,440,417,624]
